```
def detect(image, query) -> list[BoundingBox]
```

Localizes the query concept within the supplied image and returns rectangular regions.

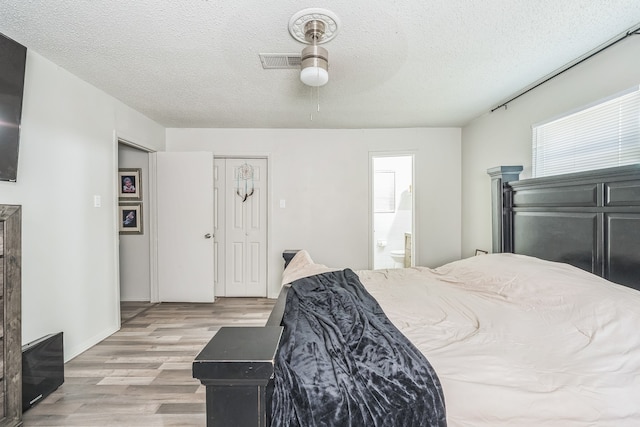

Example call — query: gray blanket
[270,268,447,427]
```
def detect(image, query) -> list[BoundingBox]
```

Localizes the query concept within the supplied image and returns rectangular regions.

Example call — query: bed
[193,164,640,426]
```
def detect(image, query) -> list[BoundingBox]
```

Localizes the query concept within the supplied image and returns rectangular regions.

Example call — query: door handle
[204,233,213,239]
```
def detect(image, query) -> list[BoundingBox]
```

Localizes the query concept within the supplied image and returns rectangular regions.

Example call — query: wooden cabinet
[0,205,21,427]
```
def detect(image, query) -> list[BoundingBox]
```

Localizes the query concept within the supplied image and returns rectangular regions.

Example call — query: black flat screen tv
[0,32,27,182]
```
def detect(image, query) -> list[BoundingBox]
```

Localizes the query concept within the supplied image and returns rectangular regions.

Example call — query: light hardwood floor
[22,298,275,426]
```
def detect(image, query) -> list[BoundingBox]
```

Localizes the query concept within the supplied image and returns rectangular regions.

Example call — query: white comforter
[356,253,640,426]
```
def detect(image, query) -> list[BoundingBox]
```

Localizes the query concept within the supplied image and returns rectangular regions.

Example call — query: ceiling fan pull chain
[309,85,314,121]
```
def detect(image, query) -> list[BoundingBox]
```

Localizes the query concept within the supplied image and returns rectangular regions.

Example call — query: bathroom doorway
[371,154,414,269]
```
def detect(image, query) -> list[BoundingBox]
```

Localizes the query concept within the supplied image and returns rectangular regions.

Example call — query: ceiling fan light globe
[300,67,329,86]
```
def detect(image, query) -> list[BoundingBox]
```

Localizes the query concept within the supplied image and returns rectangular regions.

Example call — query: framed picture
[475,249,488,256]
[119,203,143,234]
[118,168,142,200]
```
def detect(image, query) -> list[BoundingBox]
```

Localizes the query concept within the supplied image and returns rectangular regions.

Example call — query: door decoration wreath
[236,162,255,202]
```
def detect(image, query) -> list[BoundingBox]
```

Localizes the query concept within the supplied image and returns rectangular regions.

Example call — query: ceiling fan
[260,8,340,87]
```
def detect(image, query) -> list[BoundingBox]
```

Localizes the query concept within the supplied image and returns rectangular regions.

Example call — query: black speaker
[22,332,64,412]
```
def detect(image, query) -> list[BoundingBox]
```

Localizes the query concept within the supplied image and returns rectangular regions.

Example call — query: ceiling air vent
[259,53,301,69]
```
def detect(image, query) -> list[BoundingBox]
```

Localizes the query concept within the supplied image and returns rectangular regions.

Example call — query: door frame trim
[115,134,159,311]
[148,153,159,302]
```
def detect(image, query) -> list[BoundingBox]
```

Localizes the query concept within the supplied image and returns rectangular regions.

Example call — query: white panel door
[157,152,215,302]
[225,158,267,297]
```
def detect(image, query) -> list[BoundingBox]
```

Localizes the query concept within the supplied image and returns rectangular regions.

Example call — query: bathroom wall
[373,156,413,269]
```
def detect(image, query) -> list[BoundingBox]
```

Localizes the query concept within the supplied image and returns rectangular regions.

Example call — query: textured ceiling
[1,1,640,129]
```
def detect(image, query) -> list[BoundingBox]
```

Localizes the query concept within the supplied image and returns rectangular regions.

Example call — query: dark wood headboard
[489,164,640,291]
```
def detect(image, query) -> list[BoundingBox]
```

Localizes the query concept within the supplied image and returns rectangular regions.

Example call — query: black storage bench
[193,326,283,427]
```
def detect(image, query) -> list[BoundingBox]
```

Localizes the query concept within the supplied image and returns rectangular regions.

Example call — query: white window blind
[532,86,640,178]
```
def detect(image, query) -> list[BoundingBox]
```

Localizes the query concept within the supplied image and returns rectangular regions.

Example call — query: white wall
[166,127,461,297]
[0,51,165,360]
[118,144,151,301]
[461,36,640,258]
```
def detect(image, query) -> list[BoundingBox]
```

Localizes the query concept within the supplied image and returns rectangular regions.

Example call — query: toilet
[390,250,405,267]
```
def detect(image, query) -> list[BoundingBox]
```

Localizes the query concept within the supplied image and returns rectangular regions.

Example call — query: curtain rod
[491,23,640,113]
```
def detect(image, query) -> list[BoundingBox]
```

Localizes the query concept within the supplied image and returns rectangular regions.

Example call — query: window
[532,86,640,178]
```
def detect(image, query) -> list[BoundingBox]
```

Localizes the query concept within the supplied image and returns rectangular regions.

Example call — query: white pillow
[281,250,339,285]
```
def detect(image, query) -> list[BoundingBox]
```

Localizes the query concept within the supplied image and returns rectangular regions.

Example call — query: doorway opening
[118,143,151,303]
[117,139,155,322]
[371,154,414,269]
